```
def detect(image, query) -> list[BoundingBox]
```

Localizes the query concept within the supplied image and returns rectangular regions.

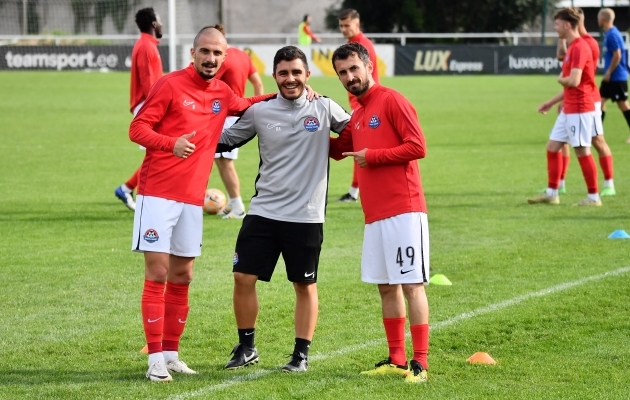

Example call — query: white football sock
[121,184,132,193]
[348,187,359,198]
[546,188,558,197]
[559,179,565,189]
[604,179,614,188]
[148,352,165,367]
[229,196,245,214]
[587,193,600,202]
[163,351,179,363]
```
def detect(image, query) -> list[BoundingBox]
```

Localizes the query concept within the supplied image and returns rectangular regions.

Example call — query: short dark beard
[347,79,369,96]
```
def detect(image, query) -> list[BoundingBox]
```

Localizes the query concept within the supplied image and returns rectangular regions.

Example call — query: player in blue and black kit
[598,8,630,143]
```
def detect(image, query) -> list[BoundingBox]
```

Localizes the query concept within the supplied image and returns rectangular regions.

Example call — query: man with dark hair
[598,8,630,144]
[329,42,430,384]
[212,24,265,219]
[128,26,275,382]
[114,7,163,211]
[531,7,601,206]
[217,45,351,373]
[336,8,380,203]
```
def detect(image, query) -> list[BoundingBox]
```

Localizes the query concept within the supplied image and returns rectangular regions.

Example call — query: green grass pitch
[1,71,629,399]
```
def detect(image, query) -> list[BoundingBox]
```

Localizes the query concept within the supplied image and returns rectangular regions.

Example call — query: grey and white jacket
[216,91,350,223]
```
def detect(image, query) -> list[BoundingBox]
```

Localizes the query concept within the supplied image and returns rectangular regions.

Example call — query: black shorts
[599,80,628,101]
[232,215,323,283]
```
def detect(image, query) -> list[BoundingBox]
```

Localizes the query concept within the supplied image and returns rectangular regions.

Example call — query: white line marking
[167,266,629,400]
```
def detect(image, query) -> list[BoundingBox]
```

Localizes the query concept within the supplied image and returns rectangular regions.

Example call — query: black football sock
[601,110,606,122]
[294,338,311,357]
[623,110,630,128]
[238,328,255,348]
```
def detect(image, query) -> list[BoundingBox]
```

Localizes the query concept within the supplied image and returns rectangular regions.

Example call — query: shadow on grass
[0,365,256,386]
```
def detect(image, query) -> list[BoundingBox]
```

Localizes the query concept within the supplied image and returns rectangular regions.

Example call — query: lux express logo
[508,55,561,72]
[3,50,119,71]
[413,50,483,73]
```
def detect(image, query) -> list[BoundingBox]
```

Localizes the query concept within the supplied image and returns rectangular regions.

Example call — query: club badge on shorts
[143,229,159,243]
[303,116,320,132]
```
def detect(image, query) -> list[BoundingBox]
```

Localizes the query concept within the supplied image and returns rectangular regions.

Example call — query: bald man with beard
[128,26,274,382]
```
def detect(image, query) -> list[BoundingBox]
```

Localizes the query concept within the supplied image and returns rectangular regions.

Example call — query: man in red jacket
[128,26,272,382]
[330,42,430,384]
[114,7,163,211]
[336,8,379,203]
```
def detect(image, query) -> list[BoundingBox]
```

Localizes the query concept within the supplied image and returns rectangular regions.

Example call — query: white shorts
[593,101,604,137]
[134,102,146,150]
[361,212,430,285]
[549,111,596,147]
[215,116,239,159]
[132,195,203,257]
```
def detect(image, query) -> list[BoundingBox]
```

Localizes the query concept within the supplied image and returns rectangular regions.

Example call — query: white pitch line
[167,266,630,400]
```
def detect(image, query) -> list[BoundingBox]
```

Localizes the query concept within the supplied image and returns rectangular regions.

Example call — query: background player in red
[530,7,601,206]
[554,7,615,196]
[128,26,273,382]
[329,42,430,384]
[336,9,380,203]
[213,24,265,219]
[114,7,163,211]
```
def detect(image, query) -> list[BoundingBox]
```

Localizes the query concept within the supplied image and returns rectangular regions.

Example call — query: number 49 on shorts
[396,246,415,267]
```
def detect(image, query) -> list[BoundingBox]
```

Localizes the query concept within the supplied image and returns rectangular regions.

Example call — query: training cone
[140,345,148,354]
[467,352,496,365]
[608,230,630,239]
[430,274,452,285]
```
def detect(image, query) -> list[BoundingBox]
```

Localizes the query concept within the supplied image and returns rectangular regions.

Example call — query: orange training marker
[467,352,496,364]
[140,345,149,354]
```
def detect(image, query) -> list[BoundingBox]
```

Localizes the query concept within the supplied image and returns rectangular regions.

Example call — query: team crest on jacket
[303,116,320,132]
[369,114,381,129]
[143,229,159,243]
[211,99,222,114]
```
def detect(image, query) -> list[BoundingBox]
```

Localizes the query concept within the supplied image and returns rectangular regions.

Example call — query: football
[203,188,227,215]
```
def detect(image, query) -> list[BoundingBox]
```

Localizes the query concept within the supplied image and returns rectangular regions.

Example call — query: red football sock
[141,279,165,354]
[599,155,613,181]
[546,151,562,190]
[162,281,190,352]
[410,324,429,370]
[383,317,406,366]
[578,154,598,194]
[125,167,141,191]
[560,156,570,180]
[351,162,359,188]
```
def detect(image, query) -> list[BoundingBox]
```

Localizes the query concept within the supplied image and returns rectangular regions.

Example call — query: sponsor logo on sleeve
[233,252,239,265]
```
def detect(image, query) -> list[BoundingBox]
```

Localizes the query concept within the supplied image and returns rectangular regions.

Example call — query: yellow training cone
[429,274,452,285]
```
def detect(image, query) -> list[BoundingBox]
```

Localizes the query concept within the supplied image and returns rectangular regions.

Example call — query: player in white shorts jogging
[529,7,602,207]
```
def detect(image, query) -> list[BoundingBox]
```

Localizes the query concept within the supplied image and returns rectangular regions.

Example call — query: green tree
[94,0,139,34]
[326,0,557,36]
[71,0,92,34]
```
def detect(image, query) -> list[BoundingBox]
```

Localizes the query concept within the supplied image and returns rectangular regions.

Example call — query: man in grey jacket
[216,46,351,372]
